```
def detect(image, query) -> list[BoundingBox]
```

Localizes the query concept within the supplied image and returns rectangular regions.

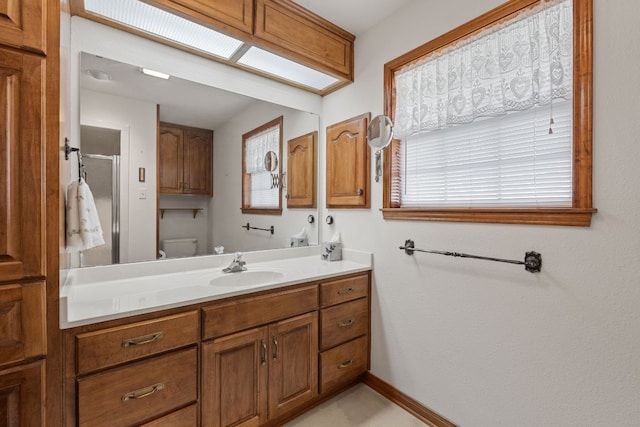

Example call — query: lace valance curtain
[394,0,573,138]
[245,126,279,174]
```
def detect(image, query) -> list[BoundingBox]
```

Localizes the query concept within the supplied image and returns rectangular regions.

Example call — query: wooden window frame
[242,116,283,215]
[382,0,595,227]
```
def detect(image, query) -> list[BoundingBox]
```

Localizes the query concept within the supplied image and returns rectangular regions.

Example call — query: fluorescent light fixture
[142,68,170,80]
[238,47,340,91]
[84,0,244,60]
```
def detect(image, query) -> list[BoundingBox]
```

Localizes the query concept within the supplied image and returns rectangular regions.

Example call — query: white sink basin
[209,270,285,287]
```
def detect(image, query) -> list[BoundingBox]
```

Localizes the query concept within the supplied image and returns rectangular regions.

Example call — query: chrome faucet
[223,252,247,273]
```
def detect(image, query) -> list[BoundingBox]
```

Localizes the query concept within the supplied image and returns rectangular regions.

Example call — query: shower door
[80,154,120,266]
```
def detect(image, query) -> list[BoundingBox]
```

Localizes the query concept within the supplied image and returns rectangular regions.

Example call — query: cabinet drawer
[140,403,197,426]
[319,335,368,393]
[77,348,197,427]
[319,274,368,307]
[76,311,199,375]
[320,298,368,350]
[202,285,318,340]
[0,281,45,367]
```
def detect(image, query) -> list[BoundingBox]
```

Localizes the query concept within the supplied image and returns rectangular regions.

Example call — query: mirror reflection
[78,53,319,267]
[367,115,394,183]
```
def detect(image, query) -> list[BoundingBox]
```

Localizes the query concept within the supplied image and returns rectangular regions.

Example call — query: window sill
[241,208,283,216]
[381,207,597,227]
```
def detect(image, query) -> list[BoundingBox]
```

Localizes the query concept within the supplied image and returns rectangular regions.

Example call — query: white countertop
[61,247,372,329]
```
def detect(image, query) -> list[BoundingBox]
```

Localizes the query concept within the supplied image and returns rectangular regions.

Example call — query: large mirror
[72,28,320,267]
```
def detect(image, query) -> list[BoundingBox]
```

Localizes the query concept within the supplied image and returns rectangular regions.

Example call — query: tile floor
[283,384,427,426]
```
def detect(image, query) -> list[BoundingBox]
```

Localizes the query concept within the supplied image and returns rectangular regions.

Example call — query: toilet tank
[161,238,198,258]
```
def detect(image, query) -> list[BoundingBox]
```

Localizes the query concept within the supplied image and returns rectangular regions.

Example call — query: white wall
[159,195,210,256]
[212,102,319,253]
[81,90,157,264]
[322,1,640,426]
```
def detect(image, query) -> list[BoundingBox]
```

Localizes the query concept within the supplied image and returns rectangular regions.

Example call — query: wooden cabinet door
[0,360,44,426]
[202,327,268,427]
[0,282,45,367]
[0,0,46,53]
[158,125,184,194]
[183,128,213,196]
[287,131,316,208]
[268,312,318,419]
[254,0,354,80]
[0,47,44,281]
[326,113,370,208]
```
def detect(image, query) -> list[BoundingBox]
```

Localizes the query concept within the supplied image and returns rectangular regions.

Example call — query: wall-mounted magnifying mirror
[367,115,393,182]
[264,150,278,172]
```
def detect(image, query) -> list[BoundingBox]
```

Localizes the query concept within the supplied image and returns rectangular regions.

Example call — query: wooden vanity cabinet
[159,122,213,196]
[326,113,371,208]
[65,272,370,426]
[201,285,319,426]
[318,273,370,392]
[66,310,200,427]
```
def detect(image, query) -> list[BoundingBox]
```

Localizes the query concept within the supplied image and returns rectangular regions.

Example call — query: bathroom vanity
[61,249,371,426]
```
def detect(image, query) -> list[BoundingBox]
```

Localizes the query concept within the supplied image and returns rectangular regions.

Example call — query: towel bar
[399,239,542,273]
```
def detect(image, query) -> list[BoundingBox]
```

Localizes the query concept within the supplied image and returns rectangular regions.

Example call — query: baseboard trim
[363,372,458,427]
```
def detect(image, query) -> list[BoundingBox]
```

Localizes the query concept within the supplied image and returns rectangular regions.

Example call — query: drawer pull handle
[261,339,267,366]
[272,336,278,361]
[338,359,354,369]
[338,287,354,295]
[122,332,165,348]
[121,382,165,401]
[338,318,354,327]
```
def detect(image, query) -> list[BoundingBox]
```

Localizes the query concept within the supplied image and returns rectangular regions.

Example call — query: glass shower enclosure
[80,153,120,267]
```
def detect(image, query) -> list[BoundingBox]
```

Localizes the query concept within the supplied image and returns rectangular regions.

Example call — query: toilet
[161,238,198,258]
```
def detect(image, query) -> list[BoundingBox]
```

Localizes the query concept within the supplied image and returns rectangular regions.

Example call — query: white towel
[66,178,105,252]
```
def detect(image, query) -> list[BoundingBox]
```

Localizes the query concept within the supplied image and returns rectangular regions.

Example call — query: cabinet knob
[357,188,364,196]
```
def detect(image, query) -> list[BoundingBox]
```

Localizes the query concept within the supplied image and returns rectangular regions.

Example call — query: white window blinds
[245,125,280,208]
[393,0,573,208]
[401,100,572,207]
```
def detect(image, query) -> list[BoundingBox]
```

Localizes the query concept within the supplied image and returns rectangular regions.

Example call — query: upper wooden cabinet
[254,0,354,81]
[0,46,45,281]
[287,131,317,209]
[326,113,371,208]
[159,123,213,196]
[0,0,46,53]
[151,0,254,35]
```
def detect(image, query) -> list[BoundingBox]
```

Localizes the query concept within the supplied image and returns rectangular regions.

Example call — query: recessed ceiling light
[142,68,170,80]
[86,69,112,81]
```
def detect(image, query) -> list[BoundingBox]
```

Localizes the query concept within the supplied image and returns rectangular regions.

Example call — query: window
[242,117,283,214]
[383,0,594,226]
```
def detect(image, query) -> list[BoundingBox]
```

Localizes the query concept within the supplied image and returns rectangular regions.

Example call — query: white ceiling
[292,0,414,36]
